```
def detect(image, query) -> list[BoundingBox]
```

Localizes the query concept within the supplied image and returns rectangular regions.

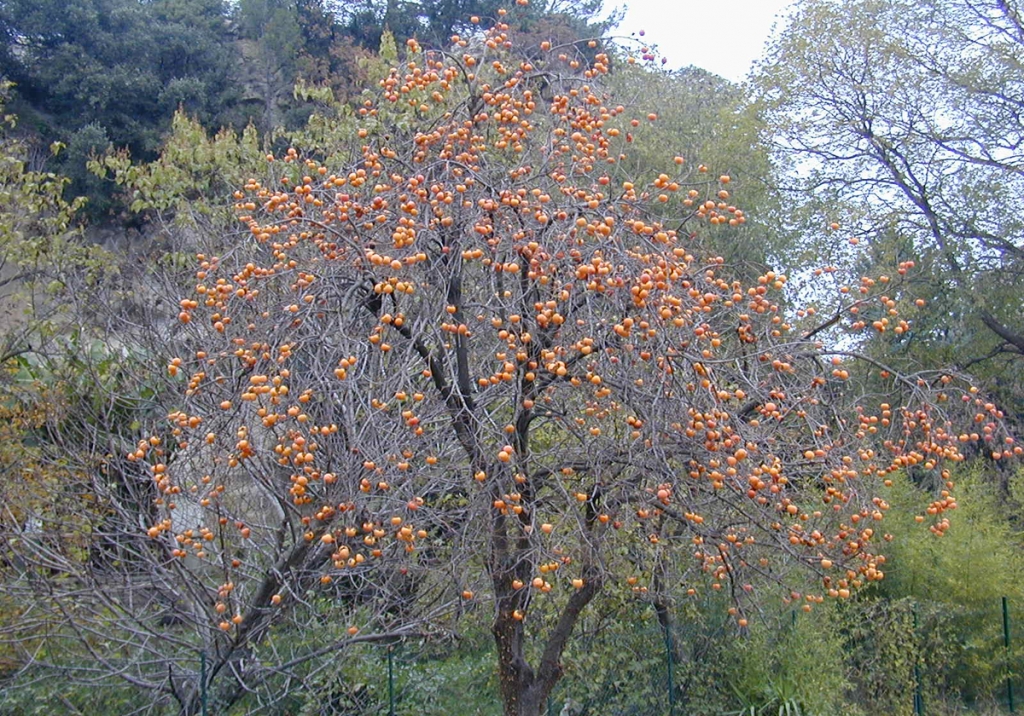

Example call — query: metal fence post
[388,645,396,716]
[665,624,675,716]
[200,651,208,716]
[1005,597,1015,713]
[913,606,923,716]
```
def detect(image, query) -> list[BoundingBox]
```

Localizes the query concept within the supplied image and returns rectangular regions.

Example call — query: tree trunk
[492,568,602,716]
[517,689,549,716]
[493,612,556,716]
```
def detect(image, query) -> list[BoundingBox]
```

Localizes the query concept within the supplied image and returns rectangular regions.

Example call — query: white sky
[609,0,797,82]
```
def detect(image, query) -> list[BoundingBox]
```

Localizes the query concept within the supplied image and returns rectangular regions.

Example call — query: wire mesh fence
[2,594,1015,714]
[297,596,1019,716]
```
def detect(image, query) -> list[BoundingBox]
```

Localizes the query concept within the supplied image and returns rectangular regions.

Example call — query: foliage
[0,88,217,715]
[0,673,166,715]
[881,468,1024,604]
[94,110,266,223]
[235,0,305,130]
[338,0,611,51]
[728,604,860,716]
[0,83,111,359]
[754,0,1024,431]
[840,597,960,716]
[56,124,114,220]
[0,327,189,701]
[864,467,1024,706]
[0,0,237,155]
[0,88,114,573]
[605,61,787,274]
[284,632,502,716]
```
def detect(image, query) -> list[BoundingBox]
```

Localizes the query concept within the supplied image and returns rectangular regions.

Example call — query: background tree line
[0,0,608,219]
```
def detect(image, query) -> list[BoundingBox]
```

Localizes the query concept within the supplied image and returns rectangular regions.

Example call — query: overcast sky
[608,0,797,82]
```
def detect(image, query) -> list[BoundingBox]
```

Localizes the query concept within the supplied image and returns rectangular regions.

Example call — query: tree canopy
[756,0,1024,429]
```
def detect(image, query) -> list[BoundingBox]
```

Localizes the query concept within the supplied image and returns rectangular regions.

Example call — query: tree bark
[492,567,602,716]
[980,310,1024,355]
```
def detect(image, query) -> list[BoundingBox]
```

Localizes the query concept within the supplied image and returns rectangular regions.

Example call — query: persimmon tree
[5,6,1013,715]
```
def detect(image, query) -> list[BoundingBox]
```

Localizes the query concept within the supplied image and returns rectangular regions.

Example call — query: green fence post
[1005,597,1015,714]
[665,624,675,716]
[200,651,208,716]
[913,606,923,716]
[387,645,396,716]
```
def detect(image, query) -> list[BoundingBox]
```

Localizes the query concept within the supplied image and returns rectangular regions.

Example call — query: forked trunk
[493,611,558,716]
[492,569,602,716]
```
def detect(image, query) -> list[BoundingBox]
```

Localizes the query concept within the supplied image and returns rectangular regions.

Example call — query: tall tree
[337,0,610,50]
[235,0,305,129]
[149,0,240,124]
[0,0,237,153]
[0,0,163,152]
[755,0,1024,426]
[0,0,238,219]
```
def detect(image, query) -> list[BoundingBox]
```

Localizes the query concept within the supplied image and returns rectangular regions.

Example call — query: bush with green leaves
[854,467,1024,710]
